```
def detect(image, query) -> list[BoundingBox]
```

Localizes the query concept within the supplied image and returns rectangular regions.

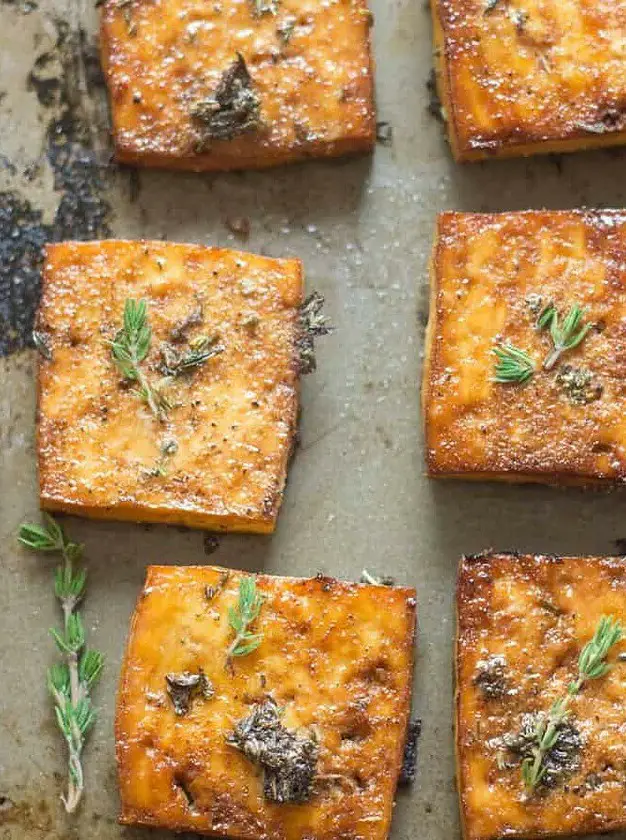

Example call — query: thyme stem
[521,616,622,792]
[18,515,104,814]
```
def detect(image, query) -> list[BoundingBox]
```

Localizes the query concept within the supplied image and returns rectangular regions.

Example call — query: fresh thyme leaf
[539,303,594,371]
[297,291,334,374]
[18,515,103,814]
[110,299,171,421]
[226,576,265,665]
[191,54,261,143]
[520,615,622,792]
[493,343,535,384]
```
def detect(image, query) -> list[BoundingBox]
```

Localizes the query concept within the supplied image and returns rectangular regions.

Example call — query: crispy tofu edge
[116,565,418,833]
[430,1,626,163]
[99,2,376,173]
[36,240,303,533]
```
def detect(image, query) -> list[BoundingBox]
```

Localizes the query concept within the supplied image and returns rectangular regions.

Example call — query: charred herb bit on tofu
[159,334,224,377]
[165,670,214,716]
[191,54,261,144]
[227,697,319,803]
[18,515,104,814]
[473,654,508,699]
[33,329,53,360]
[297,291,334,374]
[250,0,279,16]
[515,616,623,793]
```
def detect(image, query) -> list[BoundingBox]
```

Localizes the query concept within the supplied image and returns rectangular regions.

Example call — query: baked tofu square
[116,565,416,838]
[37,240,306,533]
[423,210,626,485]
[100,0,375,171]
[431,0,626,161]
[457,552,626,840]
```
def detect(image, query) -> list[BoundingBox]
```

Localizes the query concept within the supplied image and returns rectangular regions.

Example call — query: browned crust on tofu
[431,0,626,162]
[456,552,626,840]
[37,240,303,533]
[116,565,417,838]
[100,0,375,171]
[423,210,626,486]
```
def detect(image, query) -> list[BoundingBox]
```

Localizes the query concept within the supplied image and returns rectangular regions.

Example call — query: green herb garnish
[18,515,104,814]
[109,299,171,421]
[538,303,593,371]
[493,343,535,384]
[521,616,623,792]
[226,577,265,664]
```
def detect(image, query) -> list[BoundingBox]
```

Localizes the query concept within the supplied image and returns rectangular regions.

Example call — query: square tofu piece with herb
[36,240,314,533]
[457,552,626,840]
[423,210,626,485]
[116,565,417,838]
[100,0,375,171]
[431,0,626,161]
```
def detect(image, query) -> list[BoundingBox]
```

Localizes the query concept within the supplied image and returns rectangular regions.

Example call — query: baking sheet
[2,0,626,838]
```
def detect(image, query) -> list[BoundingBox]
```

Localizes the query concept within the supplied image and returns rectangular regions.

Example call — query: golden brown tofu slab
[100,0,375,171]
[431,0,626,162]
[423,210,626,486]
[457,552,626,840]
[116,565,417,838]
[37,240,305,533]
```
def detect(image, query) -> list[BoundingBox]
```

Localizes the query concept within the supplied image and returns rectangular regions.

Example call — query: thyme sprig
[109,299,171,421]
[226,577,265,665]
[493,343,535,384]
[538,303,593,371]
[18,515,103,813]
[521,616,623,792]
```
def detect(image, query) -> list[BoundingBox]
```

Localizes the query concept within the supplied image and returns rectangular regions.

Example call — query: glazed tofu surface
[431,0,626,161]
[423,210,626,485]
[37,240,303,532]
[116,565,417,838]
[100,0,375,171]
[457,552,626,840]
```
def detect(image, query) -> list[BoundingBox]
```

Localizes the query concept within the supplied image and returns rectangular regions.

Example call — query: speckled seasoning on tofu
[36,239,305,533]
[422,210,626,485]
[431,0,626,161]
[456,552,626,840]
[116,565,417,838]
[100,0,375,171]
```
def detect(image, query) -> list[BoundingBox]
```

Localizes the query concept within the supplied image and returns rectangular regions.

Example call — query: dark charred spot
[165,670,214,716]
[399,718,421,785]
[473,655,507,699]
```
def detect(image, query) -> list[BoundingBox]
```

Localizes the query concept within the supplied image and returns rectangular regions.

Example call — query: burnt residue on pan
[0,15,112,358]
